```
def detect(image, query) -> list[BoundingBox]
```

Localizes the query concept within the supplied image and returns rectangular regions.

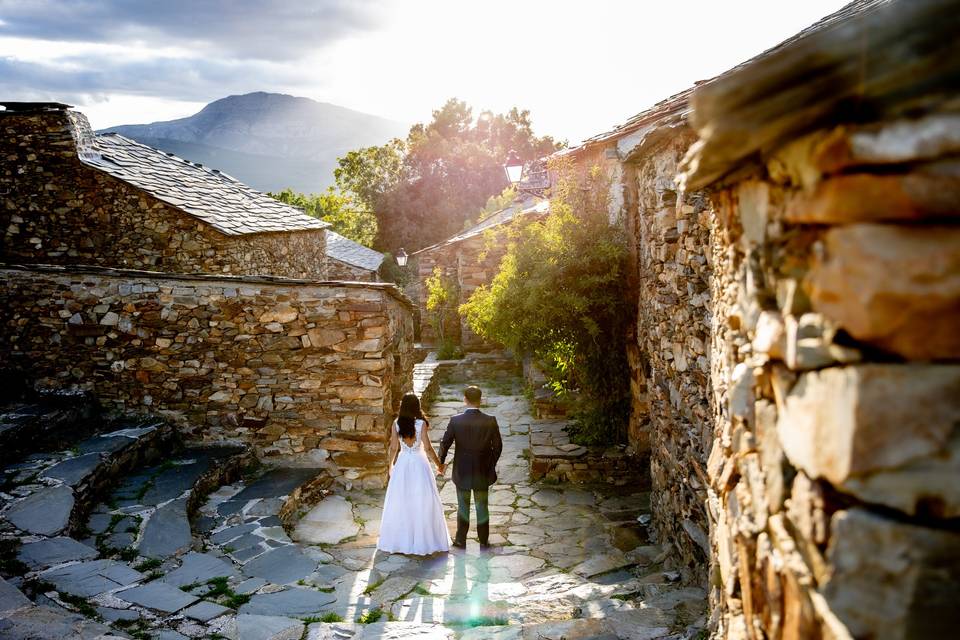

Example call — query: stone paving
[0,364,707,639]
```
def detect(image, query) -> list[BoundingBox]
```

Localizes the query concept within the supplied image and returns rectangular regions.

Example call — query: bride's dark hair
[396,392,428,439]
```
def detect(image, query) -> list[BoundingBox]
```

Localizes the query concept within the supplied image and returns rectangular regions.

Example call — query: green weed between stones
[0,538,29,577]
[133,558,161,572]
[356,608,383,624]
[113,618,151,640]
[302,613,343,623]
[362,577,385,595]
[58,591,101,620]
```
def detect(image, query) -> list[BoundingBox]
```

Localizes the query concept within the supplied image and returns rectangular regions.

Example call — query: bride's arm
[387,424,399,477]
[421,419,442,468]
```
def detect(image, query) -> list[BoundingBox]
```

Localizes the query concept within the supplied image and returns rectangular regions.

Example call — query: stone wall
[0,264,415,488]
[0,109,328,279]
[325,258,378,282]
[698,115,960,640]
[627,130,714,582]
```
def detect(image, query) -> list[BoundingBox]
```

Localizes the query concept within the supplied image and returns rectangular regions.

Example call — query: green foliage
[425,266,460,345]
[269,187,377,247]
[356,608,384,624]
[335,99,562,252]
[303,613,344,623]
[377,252,412,287]
[461,161,631,444]
[436,339,464,361]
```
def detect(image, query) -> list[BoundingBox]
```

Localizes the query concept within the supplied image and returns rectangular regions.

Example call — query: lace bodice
[396,419,424,454]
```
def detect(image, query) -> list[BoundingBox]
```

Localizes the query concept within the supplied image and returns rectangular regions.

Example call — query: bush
[460,161,631,444]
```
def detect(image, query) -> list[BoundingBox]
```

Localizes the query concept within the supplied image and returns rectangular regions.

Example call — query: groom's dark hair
[464,386,482,404]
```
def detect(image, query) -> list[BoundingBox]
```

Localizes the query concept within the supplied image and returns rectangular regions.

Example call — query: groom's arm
[490,417,503,462]
[439,417,455,465]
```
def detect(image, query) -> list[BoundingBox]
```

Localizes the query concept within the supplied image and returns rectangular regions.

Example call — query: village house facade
[0,102,415,487]
[556,0,960,637]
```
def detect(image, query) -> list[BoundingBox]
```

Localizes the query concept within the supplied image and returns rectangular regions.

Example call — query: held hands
[437,463,446,476]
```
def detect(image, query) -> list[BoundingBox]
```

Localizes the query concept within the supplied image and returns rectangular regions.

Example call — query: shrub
[461,160,631,444]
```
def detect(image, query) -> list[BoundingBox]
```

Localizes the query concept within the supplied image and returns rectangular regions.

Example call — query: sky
[0,0,852,144]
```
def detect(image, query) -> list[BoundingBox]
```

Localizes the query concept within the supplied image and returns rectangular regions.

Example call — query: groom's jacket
[439,408,503,490]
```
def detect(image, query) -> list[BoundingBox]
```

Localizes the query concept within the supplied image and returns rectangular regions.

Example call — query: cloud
[0,54,306,105]
[0,0,384,61]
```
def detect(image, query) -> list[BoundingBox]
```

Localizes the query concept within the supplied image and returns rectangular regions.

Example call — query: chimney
[0,102,98,162]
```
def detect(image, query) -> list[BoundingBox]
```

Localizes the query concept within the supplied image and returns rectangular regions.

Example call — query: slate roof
[325,231,384,271]
[412,199,550,256]
[81,133,328,236]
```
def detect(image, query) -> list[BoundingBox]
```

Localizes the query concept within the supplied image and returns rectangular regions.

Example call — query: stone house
[411,198,549,348]
[0,102,417,487]
[324,230,384,281]
[560,0,960,637]
[1,102,329,278]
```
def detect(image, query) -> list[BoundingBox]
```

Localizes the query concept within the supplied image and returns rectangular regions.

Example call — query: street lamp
[395,248,409,267]
[504,150,524,186]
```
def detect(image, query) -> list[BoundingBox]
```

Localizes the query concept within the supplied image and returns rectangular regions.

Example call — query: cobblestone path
[197,370,707,639]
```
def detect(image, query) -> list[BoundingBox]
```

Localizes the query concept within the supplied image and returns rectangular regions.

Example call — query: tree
[269,187,377,247]
[334,99,562,253]
[460,160,631,445]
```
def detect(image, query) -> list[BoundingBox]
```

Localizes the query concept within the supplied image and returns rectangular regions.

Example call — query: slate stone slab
[0,577,31,616]
[96,606,140,622]
[141,459,212,505]
[0,604,113,640]
[87,513,113,534]
[229,533,266,552]
[18,536,98,569]
[162,552,240,587]
[117,581,199,613]
[42,559,143,597]
[233,545,266,562]
[183,600,232,622]
[211,523,258,544]
[76,434,135,455]
[103,531,136,549]
[235,577,268,595]
[139,498,191,559]
[6,485,74,536]
[40,453,103,486]
[233,468,319,501]
[239,587,337,616]
[237,614,304,640]
[242,546,318,585]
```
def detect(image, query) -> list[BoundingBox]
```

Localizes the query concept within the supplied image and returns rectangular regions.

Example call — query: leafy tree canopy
[269,187,377,248]
[335,99,561,252]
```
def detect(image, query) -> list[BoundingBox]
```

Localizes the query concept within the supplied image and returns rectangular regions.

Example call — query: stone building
[411,198,549,347]
[0,102,416,487]
[561,0,960,637]
[1,102,329,278]
[324,230,384,282]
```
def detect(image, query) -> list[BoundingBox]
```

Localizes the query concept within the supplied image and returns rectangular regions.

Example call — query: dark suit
[439,407,503,545]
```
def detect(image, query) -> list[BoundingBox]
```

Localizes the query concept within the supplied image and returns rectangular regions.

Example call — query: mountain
[100,92,408,194]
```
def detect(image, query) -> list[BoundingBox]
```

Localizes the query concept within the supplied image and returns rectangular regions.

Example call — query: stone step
[89,444,247,560]
[2,419,173,543]
[0,389,98,467]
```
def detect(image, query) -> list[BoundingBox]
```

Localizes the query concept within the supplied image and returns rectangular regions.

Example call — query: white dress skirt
[377,419,450,555]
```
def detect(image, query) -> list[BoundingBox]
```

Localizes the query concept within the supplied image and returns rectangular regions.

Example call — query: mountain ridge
[100,92,408,193]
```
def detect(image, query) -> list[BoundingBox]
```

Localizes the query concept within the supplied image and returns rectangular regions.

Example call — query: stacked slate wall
[0,265,415,488]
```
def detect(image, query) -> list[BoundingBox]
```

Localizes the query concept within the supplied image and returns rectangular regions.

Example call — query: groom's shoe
[451,540,466,549]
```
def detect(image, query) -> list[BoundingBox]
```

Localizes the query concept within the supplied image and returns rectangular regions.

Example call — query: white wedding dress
[378,419,450,555]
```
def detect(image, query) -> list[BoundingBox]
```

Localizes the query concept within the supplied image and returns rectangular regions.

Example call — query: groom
[438,385,503,548]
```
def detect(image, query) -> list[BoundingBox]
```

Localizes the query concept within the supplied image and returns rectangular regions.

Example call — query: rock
[292,495,360,545]
[239,587,338,616]
[488,555,546,580]
[0,577,31,617]
[212,522,260,544]
[18,536,98,569]
[0,604,113,640]
[571,552,633,579]
[823,508,960,639]
[777,365,960,484]
[117,581,200,613]
[42,559,142,597]
[139,498,192,558]
[807,224,960,360]
[368,575,420,605]
[6,485,74,536]
[40,453,102,486]
[236,577,269,595]
[162,552,240,587]
[242,545,318,585]
[237,614,304,640]
[842,429,960,518]
[305,622,455,639]
[182,600,232,622]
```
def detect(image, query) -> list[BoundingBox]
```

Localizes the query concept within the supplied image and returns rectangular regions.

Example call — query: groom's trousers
[455,487,489,545]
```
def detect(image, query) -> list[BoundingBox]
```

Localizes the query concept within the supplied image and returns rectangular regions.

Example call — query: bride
[377,392,450,555]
